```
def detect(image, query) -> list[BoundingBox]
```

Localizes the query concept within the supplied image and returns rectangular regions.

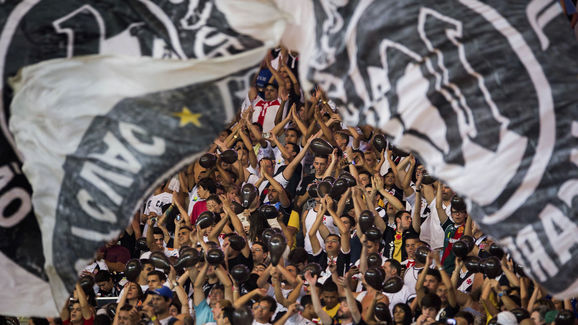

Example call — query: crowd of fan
[18,47,578,325]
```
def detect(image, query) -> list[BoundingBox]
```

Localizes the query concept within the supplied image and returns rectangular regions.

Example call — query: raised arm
[436,182,449,225]
[304,272,332,325]
[326,197,351,253]
[193,263,208,306]
[308,201,327,255]
[412,174,424,234]
[282,130,320,182]
[215,264,234,301]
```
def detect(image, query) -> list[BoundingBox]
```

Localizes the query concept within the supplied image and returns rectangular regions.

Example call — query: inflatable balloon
[268,233,287,266]
[220,149,238,164]
[317,180,332,197]
[79,276,94,294]
[382,276,403,293]
[451,196,467,212]
[231,264,251,283]
[105,303,117,318]
[365,227,382,242]
[482,256,502,278]
[231,201,244,214]
[259,204,278,219]
[150,251,171,271]
[374,302,390,322]
[511,308,530,322]
[364,267,385,290]
[460,235,475,253]
[232,305,254,325]
[339,172,356,188]
[415,246,430,264]
[452,240,469,259]
[489,243,505,260]
[261,228,276,247]
[125,259,142,282]
[241,183,258,208]
[463,256,482,273]
[421,171,436,185]
[228,234,246,251]
[556,310,574,325]
[310,138,333,156]
[136,237,149,252]
[358,210,374,234]
[307,183,319,198]
[330,178,348,199]
[174,248,200,269]
[196,211,215,229]
[367,253,382,269]
[323,176,336,184]
[373,134,387,152]
[199,153,217,168]
[206,248,225,265]
[303,263,323,279]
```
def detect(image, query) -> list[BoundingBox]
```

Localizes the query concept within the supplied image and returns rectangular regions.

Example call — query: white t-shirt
[419,197,450,250]
[303,209,338,255]
[145,192,173,215]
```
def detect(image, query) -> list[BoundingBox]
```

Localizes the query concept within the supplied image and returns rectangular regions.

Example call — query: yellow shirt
[393,231,403,262]
[323,303,340,319]
[287,210,300,249]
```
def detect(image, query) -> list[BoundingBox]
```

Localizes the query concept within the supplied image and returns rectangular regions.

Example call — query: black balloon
[136,237,149,252]
[339,172,357,188]
[259,204,278,219]
[556,310,574,325]
[365,227,382,242]
[175,248,200,269]
[105,303,117,318]
[359,210,374,234]
[373,134,387,152]
[317,180,332,197]
[482,256,502,278]
[307,183,319,198]
[421,171,436,185]
[199,153,217,168]
[460,235,475,253]
[228,234,246,251]
[241,183,258,208]
[196,211,215,229]
[511,308,530,322]
[231,201,244,214]
[150,251,171,271]
[451,195,467,212]
[330,178,348,199]
[268,233,287,266]
[367,253,382,269]
[310,138,333,156]
[206,248,225,265]
[79,276,94,294]
[303,263,323,279]
[374,302,390,322]
[489,243,505,260]
[261,228,276,247]
[463,256,481,273]
[231,264,251,283]
[232,305,254,325]
[382,276,403,293]
[452,240,469,259]
[220,149,238,164]
[365,267,385,290]
[323,176,336,184]
[125,259,142,282]
[415,246,430,264]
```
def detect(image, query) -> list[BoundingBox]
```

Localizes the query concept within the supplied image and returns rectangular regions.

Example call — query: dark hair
[259,295,277,312]
[288,247,308,266]
[141,259,154,268]
[253,241,269,253]
[119,304,133,312]
[206,194,222,205]
[300,295,313,307]
[286,127,301,138]
[393,303,413,325]
[394,210,410,221]
[342,214,355,228]
[321,279,338,293]
[424,268,442,282]
[153,227,164,236]
[147,270,166,282]
[313,154,329,161]
[405,233,420,241]
[286,142,301,155]
[386,259,402,276]
[455,311,475,325]
[421,293,442,312]
[95,270,112,283]
[94,314,112,325]
[198,178,217,194]
[265,82,279,90]
[326,233,341,243]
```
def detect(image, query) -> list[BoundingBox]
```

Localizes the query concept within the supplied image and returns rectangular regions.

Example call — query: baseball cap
[494,311,518,325]
[150,286,173,299]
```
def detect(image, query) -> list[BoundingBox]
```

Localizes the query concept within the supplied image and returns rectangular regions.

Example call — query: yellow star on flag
[173,107,202,127]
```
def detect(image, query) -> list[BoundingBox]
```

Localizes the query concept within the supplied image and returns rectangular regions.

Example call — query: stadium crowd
[14,46,578,325]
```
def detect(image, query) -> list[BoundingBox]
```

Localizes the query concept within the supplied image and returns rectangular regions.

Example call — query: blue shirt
[195,299,214,325]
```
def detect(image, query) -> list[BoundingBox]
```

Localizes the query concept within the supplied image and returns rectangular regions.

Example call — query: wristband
[498,291,505,297]
[151,316,157,321]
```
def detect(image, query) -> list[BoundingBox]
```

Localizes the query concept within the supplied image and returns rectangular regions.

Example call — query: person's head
[177,225,192,246]
[313,155,329,176]
[147,270,166,290]
[198,178,217,200]
[335,132,349,148]
[364,151,377,168]
[441,184,454,201]
[150,286,173,315]
[404,235,420,260]
[95,270,113,293]
[288,247,308,272]
[384,259,402,278]
[340,215,355,233]
[264,83,279,101]
[395,210,412,231]
[285,128,300,145]
[321,280,339,309]
[252,242,268,264]
[421,293,442,318]
[260,158,275,177]
[337,298,362,321]
[365,239,380,255]
[252,263,267,276]
[206,195,222,213]
[254,296,276,323]
[215,301,234,325]
[284,142,300,162]
[455,311,475,325]
[357,172,371,188]
[325,234,341,255]
[436,283,448,304]
[300,295,317,319]
[422,269,441,292]
[208,285,225,307]
[69,302,83,323]
[152,227,164,250]
[384,170,395,187]
[451,207,467,226]
[393,303,413,325]
[266,186,285,206]
[386,201,399,217]
[117,305,133,325]
[531,306,549,325]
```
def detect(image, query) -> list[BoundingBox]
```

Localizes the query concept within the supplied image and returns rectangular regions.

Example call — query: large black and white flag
[1,0,577,317]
